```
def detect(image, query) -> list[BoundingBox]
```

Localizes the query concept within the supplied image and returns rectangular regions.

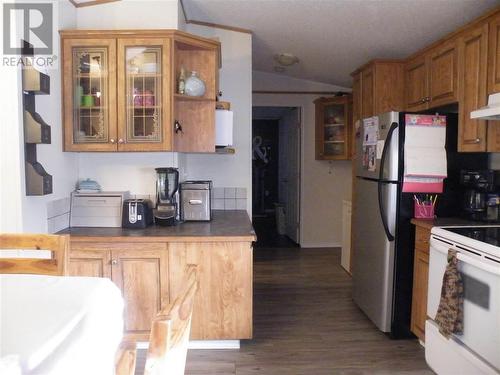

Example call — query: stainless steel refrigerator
[352,111,487,338]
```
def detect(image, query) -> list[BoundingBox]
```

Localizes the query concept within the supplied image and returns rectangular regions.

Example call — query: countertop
[58,210,256,242]
[410,217,494,230]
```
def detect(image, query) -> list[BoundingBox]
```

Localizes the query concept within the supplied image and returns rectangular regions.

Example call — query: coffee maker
[460,170,500,222]
[153,167,179,226]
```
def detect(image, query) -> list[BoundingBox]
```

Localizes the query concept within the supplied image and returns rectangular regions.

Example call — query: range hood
[471,93,500,120]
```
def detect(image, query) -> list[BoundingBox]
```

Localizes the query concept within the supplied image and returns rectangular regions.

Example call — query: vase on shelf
[184,71,206,97]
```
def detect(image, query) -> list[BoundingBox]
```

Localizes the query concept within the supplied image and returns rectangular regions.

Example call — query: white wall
[76,0,178,29]
[183,24,253,213]
[1,0,78,233]
[253,71,352,247]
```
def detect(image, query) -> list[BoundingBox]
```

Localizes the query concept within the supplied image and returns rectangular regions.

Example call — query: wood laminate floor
[138,247,433,374]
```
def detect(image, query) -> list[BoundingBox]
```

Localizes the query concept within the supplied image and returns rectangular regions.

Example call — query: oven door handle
[433,243,500,276]
[457,252,500,276]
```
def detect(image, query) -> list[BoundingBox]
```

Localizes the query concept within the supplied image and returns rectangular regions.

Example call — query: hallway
[185,248,432,374]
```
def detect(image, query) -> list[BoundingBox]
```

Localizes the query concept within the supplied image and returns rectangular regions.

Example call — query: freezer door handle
[378,121,398,242]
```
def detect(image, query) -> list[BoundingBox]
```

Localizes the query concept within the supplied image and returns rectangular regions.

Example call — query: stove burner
[446,226,500,247]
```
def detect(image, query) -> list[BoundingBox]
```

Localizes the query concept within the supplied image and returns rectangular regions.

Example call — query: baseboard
[300,242,341,248]
[135,340,240,350]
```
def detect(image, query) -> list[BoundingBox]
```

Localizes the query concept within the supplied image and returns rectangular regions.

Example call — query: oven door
[428,236,500,371]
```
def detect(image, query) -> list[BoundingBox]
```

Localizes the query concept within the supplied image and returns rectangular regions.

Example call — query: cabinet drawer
[415,226,431,252]
[72,196,122,207]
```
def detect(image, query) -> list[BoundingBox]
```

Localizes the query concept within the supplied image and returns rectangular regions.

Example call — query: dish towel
[434,249,464,338]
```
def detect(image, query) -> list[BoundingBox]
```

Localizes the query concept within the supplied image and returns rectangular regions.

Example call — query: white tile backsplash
[210,187,247,211]
[236,187,247,199]
[224,188,236,199]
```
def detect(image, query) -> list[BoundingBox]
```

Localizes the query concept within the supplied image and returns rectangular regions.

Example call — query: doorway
[252,106,301,248]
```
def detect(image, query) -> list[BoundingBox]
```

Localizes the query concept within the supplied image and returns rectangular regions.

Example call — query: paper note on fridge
[404,114,447,178]
[363,117,378,146]
[405,147,447,177]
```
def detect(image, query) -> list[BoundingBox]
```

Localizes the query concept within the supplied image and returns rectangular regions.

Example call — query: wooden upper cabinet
[62,38,117,152]
[361,67,374,118]
[315,96,352,160]
[488,12,500,94]
[458,24,489,152]
[173,39,218,153]
[405,55,428,111]
[60,30,220,153]
[116,38,172,151]
[428,40,459,107]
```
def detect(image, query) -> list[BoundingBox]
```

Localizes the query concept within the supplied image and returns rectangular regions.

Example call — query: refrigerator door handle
[378,122,398,242]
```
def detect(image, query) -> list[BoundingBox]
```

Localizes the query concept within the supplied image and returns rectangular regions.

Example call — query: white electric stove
[426,226,500,375]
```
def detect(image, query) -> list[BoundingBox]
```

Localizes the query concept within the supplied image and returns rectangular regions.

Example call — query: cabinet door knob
[425,97,430,102]
[111,259,118,265]
[110,138,116,144]
[118,138,124,144]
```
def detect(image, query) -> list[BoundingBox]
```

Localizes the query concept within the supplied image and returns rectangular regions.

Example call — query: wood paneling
[361,66,374,118]
[68,249,111,278]
[428,40,458,107]
[168,241,253,340]
[173,101,215,152]
[112,244,169,335]
[458,24,489,152]
[373,63,405,114]
[488,12,500,94]
[405,56,428,111]
[411,226,430,342]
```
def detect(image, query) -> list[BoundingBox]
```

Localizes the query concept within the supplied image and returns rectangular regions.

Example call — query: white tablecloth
[0,274,124,375]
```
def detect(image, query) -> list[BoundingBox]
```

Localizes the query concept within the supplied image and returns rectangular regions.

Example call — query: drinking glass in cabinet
[72,47,108,143]
[125,46,162,142]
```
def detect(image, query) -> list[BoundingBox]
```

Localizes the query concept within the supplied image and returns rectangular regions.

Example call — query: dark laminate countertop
[411,217,494,230]
[58,210,256,242]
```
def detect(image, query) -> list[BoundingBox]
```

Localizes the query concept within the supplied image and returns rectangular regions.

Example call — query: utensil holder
[414,202,434,219]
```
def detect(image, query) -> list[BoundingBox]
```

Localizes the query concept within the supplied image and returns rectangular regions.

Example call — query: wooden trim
[0,234,69,276]
[253,90,348,95]
[60,29,220,50]
[186,20,252,35]
[350,59,405,76]
[69,0,121,8]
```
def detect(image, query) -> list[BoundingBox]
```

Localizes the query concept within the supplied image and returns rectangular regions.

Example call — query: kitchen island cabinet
[60,210,255,341]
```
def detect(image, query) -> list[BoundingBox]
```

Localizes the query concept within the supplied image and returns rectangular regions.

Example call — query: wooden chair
[116,265,198,375]
[0,233,69,275]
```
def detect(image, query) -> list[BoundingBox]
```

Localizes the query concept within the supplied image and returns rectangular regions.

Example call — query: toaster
[122,199,153,228]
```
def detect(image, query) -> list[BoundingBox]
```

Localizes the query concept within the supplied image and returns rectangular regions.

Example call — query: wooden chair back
[144,265,198,375]
[0,233,69,276]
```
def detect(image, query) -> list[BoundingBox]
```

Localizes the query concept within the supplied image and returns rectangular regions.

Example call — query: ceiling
[183,0,499,88]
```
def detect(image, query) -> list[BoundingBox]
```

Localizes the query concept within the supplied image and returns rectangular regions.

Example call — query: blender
[153,167,179,226]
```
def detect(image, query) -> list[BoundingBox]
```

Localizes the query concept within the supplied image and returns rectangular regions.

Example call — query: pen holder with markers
[413,194,437,219]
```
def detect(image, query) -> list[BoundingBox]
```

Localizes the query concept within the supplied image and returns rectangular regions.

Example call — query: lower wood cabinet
[69,242,169,339]
[168,241,253,340]
[68,239,253,341]
[410,226,431,342]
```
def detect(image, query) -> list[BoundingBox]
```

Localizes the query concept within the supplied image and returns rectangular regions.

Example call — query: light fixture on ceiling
[274,66,286,73]
[274,53,299,66]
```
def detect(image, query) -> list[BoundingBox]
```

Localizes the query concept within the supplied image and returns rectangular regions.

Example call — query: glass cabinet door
[117,39,171,151]
[63,39,116,151]
[323,102,346,157]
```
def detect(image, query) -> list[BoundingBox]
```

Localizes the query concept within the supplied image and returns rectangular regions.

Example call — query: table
[0,274,124,375]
